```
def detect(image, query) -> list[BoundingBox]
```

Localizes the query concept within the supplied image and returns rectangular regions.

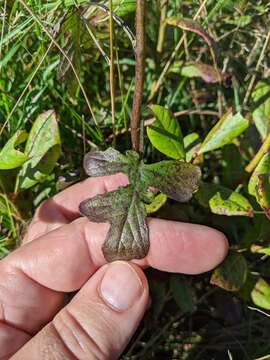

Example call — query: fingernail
[100,262,143,311]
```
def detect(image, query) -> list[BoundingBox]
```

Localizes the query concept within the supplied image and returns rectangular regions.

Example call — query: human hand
[0,174,228,359]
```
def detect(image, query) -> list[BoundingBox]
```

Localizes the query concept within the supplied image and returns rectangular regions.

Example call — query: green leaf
[145,193,167,214]
[16,110,61,191]
[147,105,185,160]
[197,183,253,217]
[112,0,136,17]
[252,81,270,139]
[170,274,196,313]
[199,111,249,154]
[210,252,248,292]
[251,245,270,256]
[0,130,28,170]
[184,132,201,162]
[251,278,270,310]
[248,152,270,196]
[80,148,201,261]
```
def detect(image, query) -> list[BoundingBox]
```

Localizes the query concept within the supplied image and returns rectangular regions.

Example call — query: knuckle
[53,307,113,360]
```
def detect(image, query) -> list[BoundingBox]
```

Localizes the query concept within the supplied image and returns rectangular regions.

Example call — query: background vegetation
[1,0,270,358]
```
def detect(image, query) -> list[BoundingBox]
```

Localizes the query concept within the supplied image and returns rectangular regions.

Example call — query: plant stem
[109,0,116,142]
[131,0,145,152]
[245,131,270,173]
[156,0,168,54]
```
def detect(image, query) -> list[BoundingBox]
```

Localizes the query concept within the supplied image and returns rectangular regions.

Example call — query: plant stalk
[109,0,116,141]
[131,0,145,152]
[245,132,270,173]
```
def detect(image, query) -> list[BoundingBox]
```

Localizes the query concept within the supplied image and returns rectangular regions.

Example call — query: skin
[0,173,228,359]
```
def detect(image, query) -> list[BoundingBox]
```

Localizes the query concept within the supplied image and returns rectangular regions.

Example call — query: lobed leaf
[84,147,132,177]
[16,110,61,191]
[80,186,149,262]
[141,161,201,203]
[211,252,248,292]
[147,105,185,160]
[0,130,28,170]
[199,110,249,154]
[80,149,201,261]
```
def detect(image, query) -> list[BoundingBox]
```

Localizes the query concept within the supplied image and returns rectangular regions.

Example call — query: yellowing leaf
[197,183,253,217]
[248,152,270,196]
[251,278,270,310]
[145,193,167,214]
[199,111,249,154]
[0,130,28,170]
[147,105,185,160]
[211,252,248,292]
[255,174,270,219]
[180,62,223,83]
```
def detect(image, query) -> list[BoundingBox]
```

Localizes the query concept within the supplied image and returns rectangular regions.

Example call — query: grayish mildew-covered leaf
[80,148,201,262]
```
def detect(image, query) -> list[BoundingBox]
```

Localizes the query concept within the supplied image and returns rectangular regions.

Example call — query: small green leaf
[197,183,253,217]
[184,132,201,162]
[147,105,185,160]
[199,111,249,154]
[170,274,196,313]
[248,152,270,196]
[112,0,136,16]
[211,252,248,292]
[252,81,270,139]
[251,245,270,256]
[0,130,28,170]
[251,278,270,310]
[179,62,223,83]
[16,110,61,191]
[145,193,167,214]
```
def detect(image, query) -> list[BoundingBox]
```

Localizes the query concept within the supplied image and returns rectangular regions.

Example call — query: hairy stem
[131,0,145,152]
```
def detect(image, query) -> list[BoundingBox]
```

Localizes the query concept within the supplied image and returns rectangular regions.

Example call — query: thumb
[12,262,149,360]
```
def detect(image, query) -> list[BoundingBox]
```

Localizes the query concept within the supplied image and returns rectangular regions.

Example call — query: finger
[23,173,128,244]
[11,262,149,360]
[0,217,227,338]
